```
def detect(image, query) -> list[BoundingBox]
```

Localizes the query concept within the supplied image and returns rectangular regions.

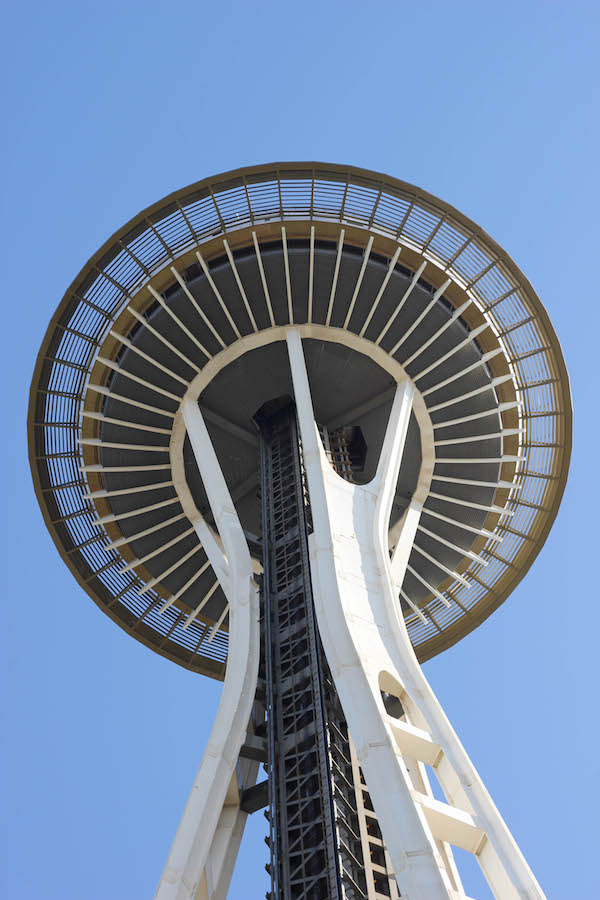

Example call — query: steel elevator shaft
[256,400,397,900]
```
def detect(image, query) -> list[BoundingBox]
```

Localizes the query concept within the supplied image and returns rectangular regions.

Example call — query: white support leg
[155,399,260,900]
[195,756,260,900]
[286,328,546,900]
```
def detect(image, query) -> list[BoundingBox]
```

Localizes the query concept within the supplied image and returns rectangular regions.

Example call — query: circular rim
[29,162,572,675]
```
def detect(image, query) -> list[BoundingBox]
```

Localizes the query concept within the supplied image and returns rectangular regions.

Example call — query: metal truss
[257,401,368,900]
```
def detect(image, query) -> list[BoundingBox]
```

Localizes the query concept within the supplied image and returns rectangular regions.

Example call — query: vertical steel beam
[258,402,348,899]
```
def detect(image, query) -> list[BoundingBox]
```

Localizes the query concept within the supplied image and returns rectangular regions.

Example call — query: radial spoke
[375,260,427,345]
[406,564,452,607]
[435,455,524,464]
[428,491,514,517]
[434,401,520,428]
[412,543,470,587]
[147,284,215,358]
[93,497,179,526]
[117,524,195,568]
[401,298,472,368]
[127,306,203,373]
[182,579,221,629]
[79,438,169,453]
[169,266,224,350]
[427,374,513,412]
[325,229,345,326]
[434,428,523,447]
[85,384,175,418]
[252,231,275,327]
[417,524,488,565]
[105,513,187,553]
[399,587,429,623]
[432,475,521,491]
[109,330,190,386]
[84,480,174,500]
[281,227,294,325]
[157,562,212,615]
[421,507,502,543]
[343,235,373,330]
[223,239,258,332]
[207,603,229,641]
[139,543,203,595]
[96,356,181,402]
[308,225,315,323]
[81,411,172,435]
[413,323,490,382]
[80,463,171,473]
[358,246,402,337]
[196,250,241,339]
[389,278,451,356]
[421,348,504,398]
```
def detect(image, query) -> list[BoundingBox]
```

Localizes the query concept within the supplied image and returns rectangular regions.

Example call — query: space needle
[29,163,571,899]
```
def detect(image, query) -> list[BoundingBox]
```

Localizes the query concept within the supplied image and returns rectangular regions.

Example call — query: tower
[29,163,571,899]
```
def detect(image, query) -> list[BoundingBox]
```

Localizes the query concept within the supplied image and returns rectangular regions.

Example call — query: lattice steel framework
[259,401,385,900]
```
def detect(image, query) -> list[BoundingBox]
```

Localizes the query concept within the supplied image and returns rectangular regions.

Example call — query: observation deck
[29,162,572,677]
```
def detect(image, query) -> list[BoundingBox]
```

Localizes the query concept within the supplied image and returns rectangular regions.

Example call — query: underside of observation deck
[29,163,572,677]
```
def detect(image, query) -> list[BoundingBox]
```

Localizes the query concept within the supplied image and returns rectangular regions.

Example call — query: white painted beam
[85,383,175,418]
[148,285,216,358]
[93,496,179,526]
[127,306,204,372]
[195,251,242,339]
[96,355,181,402]
[81,411,172,435]
[138,543,203,595]
[158,563,212,616]
[402,299,472,368]
[155,399,259,900]
[118,526,196,572]
[389,278,452,356]
[343,235,373,329]
[376,260,427,345]
[108,330,190,386]
[325,228,345,326]
[428,491,514,517]
[107,514,187,555]
[84,480,174,501]
[414,323,490,382]
[359,246,402,336]
[169,266,224,351]
[421,348,503,397]
[251,231,275,327]
[223,240,258,332]
[281,226,293,325]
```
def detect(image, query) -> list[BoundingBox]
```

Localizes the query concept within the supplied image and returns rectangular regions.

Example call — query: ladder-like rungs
[388,717,443,767]
[388,716,489,858]
[415,792,487,855]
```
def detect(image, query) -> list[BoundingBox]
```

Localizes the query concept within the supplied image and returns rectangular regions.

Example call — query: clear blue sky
[1,2,598,897]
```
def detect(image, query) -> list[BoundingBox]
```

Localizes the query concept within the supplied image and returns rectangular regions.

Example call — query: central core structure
[29,164,571,900]
[258,399,397,898]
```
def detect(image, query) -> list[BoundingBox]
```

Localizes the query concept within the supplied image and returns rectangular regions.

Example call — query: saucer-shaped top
[29,163,571,679]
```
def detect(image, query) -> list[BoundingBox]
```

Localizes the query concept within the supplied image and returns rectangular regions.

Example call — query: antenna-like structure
[30,163,571,899]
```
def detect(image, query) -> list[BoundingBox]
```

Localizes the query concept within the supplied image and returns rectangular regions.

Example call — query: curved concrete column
[155,400,260,900]
[286,327,546,900]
